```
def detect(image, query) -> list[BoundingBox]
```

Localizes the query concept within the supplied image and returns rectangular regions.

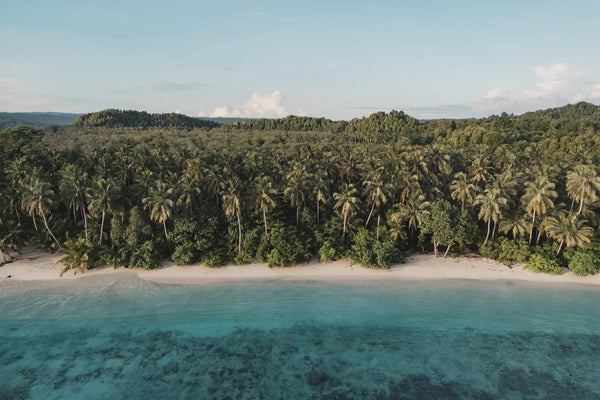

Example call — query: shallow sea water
[1,273,599,399]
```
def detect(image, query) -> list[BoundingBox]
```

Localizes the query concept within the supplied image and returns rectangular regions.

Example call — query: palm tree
[499,211,530,239]
[254,175,276,241]
[284,164,309,225]
[474,188,507,244]
[521,176,557,244]
[204,166,226,206]
[21,178,61,248]
[88,178,115,245]
[450,172,476,211]
[333,183,359,237]
[391,193,430,246]
[566,165,600,215]
[222,179,243,254]
[545,212,593,255]
[470,156,491,186]
[176,174,201,211]
[60,164,91,239]
[143,180,175,240]
[363,174,392,239]
[312,170,330,224]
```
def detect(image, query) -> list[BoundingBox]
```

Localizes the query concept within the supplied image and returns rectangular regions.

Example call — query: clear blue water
[1,274,599,399]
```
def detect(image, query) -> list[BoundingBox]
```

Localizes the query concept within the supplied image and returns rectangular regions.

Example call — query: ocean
[1,274,599,399]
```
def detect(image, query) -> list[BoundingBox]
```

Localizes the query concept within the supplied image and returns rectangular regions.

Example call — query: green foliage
[56,237,101,277]
[568,251,600,276]
[479,238,531,265]
[349,228,401,269]
[75,109,219,129]
[318,240,337,261]
[266,225,312,267]
[526,254,563,275]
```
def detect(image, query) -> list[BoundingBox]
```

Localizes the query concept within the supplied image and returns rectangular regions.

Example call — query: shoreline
[1,247,600,287]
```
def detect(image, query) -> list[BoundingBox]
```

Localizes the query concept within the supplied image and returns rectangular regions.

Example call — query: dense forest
[2,102,600,277]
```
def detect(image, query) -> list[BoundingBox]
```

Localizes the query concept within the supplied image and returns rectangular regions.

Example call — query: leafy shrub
[568,251,600,276]
[526,254,563,275]
[479,238,530,265]
[56,237,102,277]
[349,228,401,269]
[266,225,312,267]
[128,240,160,269]
[202,250,229,268]
[171,242,196,266]
[318,240,337,261]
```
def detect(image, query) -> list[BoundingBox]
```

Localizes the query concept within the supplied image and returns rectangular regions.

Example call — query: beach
[2,246,599,286]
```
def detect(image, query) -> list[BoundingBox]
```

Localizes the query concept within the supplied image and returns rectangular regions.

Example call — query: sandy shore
[1,246,600,286]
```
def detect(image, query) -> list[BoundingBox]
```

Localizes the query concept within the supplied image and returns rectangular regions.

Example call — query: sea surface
[1,274,599,399]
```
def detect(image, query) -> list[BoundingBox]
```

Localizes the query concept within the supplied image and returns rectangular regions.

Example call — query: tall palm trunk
[578,198,584,215]
[529,211,536,244]
[492,220,497,239]
[40,208,61,248]
[316,199,320,224]
[556,240,564,256]
[296,206,300,226]
[32,214,38,231]
[163,220,169,240]
[376,214,381,240]
[343,212,347,237]
[99,210,105,245]
[263,208,269,241]
[81,207,88,240]
[484,219,491,245]
[365,202,375,228]
[237,213,242,254]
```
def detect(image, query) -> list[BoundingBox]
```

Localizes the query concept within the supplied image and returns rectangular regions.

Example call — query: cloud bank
[199,91,290,118]
[473,63,600,115]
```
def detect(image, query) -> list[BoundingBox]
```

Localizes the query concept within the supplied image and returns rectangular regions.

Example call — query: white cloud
[199,91,290,118]
[473,63,599,115]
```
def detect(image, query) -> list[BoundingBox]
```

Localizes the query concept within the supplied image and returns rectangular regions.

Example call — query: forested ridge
[2,102,600,277]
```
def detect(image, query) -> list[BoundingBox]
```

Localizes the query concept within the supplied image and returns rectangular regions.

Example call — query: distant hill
[74,109,220,129]
[0,112,81,130]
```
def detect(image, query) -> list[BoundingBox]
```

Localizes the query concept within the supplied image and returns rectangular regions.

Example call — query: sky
[1,0,600,120]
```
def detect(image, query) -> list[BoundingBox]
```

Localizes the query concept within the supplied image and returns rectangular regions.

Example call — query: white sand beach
[1,246,600,286]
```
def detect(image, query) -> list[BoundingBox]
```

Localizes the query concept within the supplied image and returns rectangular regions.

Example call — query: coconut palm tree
[499,211,530,239]
[363,174,392,239]
[143,180,175,240]
[566,164,600,215]
[521,176,557,244]
[333,183,360,237]
[284,164,309,225]
[474,188,507,244]
[450,172,476,211]
[21,178,61,248]
[254,175,276,241]
[544,212,593,255]
[391,193,430,246]
[176,174,201,211]
[312,170,330,224]
[88,178,115,245]
[222,179,243,254]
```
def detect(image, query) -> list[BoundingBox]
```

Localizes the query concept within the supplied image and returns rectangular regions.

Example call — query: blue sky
[1,0,599,119]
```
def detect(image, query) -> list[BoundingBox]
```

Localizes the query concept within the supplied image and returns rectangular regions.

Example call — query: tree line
[1,103,600,277]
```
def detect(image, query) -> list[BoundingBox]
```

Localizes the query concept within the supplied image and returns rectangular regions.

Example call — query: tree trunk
[40,208,61,248]
[32,214,38,231]
[365,202,375,228]
[316,199,320,224]
[263,208,269,241]
[343,212,347,237]
[376,214,381,240]
[99,210,105,245]
[237,213,242,254]
[163,220,169,240]
[433,239,438,257]
[570,197,575,211]
[484,219,491,245]
[529,211,536,245]
[556,240,564,256]
[461,199,465,212]
[296,206,300,226]
[443,241,453,258]
[492,219,497,239]
[578,198,584,215]
[82,207,88,241]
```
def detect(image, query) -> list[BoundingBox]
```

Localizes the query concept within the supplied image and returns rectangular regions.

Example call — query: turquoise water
[1,274,599,399]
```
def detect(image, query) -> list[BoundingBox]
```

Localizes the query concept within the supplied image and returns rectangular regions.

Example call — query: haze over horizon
[1,0,600,120]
